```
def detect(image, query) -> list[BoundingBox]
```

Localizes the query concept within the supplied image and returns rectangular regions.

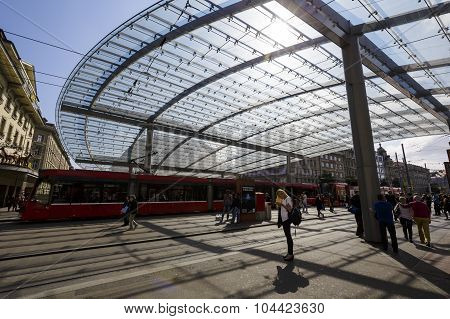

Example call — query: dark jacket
[128,199,138,215]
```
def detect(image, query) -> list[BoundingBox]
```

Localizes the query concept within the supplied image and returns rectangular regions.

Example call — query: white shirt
[302,194,307,204]
[280,196,293,222]
[398,204,413,220]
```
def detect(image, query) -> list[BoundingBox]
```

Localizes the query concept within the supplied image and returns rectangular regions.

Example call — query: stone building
[0,30,44,205]
[31,122,70,171]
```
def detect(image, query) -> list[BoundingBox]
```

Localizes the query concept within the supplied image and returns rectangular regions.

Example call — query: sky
[0,0,448,171]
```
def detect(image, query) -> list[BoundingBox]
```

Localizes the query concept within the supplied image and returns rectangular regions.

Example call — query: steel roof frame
[58,0,450,174]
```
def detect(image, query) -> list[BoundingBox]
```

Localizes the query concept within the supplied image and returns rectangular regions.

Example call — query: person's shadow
[273,263,309,294]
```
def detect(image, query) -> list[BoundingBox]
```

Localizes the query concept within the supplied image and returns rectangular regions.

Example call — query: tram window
[35,182,51,203]
[167,187,184,201]
[51,184,72,203]
[192,185,207,201]
[83,184,101,203]
[103,183,127,202]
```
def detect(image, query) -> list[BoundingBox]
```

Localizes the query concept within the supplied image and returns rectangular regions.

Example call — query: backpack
[290,207,302,226]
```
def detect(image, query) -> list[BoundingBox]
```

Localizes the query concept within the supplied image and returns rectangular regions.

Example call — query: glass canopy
[57,0,449,177]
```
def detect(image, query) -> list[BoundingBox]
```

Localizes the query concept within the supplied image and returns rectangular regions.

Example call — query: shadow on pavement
[273,263,309,294]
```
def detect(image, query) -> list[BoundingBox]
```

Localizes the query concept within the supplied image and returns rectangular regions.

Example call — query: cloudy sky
[1,1,449,171]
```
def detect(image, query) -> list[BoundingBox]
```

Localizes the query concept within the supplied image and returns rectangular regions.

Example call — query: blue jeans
[221,204,231,222]
[231,207,240,223]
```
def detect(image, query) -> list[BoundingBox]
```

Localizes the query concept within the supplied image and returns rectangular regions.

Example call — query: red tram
[21,169,318,221]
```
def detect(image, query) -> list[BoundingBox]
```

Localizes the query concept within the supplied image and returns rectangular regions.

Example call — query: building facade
[31,122,70,171]
[0,30,44,205]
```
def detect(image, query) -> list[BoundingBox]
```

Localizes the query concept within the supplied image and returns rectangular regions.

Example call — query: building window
[12,103,18,119]
[6,125,13,143]
[4,97,11,112]
[33,146,41,156]
[0,117,6,137]
[13,130,18,146]
[36,134,44,143]
[26,140,30,153]
[32,159,40,170]
[19,135,24,148]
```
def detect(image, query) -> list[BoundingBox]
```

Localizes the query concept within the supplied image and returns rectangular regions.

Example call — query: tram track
[0,213,347,262]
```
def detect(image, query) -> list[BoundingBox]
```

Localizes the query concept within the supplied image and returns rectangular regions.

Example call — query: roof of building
[56,0,450,177]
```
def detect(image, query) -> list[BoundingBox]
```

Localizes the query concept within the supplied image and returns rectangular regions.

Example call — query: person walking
[410,195,432,247]
[276,189,294,261]
[128,195,138,231]
[302,192,308,214]
[121,196,130,227]
[221,191,232,223]
[394,197,413,242]
[350,191,363,237]
[315,194,324,219]
[373,194,398,253]
[329,193,335,213]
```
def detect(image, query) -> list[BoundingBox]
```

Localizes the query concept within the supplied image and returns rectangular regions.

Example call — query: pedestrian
[394,197,413,242]
[329,193,335,213]
[230,193,241,224]
[121,196,130,227]
[410,195,432,247]
[6,195,12,212]
[128,195,138,231]
[425,194,432,211]
[350,191,364,237]
[302,192,308,214]
[432,193,441,216]
[373,194,398,253]
[385,191,397,221]
[442,195,449,220]
[315,194,324,219]
[221,191,232,223]
[276,189,294,261]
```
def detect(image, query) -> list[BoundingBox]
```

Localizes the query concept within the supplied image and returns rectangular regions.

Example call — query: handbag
[121,206,128,214]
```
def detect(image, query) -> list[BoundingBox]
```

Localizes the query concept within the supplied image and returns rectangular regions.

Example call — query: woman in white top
[394,197,413,242]
[276,189,294,261]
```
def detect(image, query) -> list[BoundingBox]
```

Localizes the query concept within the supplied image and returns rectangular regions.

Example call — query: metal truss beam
[277,0,450,128]
[61,103,303,160]
[75,158,238,176]
[89,0,272,109]
[351,2,450,35]
[149,36,329,122]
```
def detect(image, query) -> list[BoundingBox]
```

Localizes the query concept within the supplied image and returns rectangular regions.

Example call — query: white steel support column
[144,124,154,172]
[342,36,381,242]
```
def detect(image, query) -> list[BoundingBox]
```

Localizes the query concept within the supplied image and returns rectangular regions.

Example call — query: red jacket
[410,201,431,219]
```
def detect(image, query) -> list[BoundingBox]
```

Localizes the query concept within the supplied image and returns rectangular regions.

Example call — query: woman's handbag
[121,206,128,214]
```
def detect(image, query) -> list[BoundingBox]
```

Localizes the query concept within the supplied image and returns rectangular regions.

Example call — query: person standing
[410,195,432,247]
[442,195,449,220]
[128,195,138,231]
[373,194,398,253]
[350,191,363,237]
[221,191,232,223]
[276,189,294,261]
[385,191,397,221]
[432,193,441,216]
[394,197,413,242]
[230,193,241,224]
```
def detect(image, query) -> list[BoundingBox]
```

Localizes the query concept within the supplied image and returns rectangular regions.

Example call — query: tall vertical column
[207,182,213,212]
[342,36,380,242]
[144,124,154,173]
